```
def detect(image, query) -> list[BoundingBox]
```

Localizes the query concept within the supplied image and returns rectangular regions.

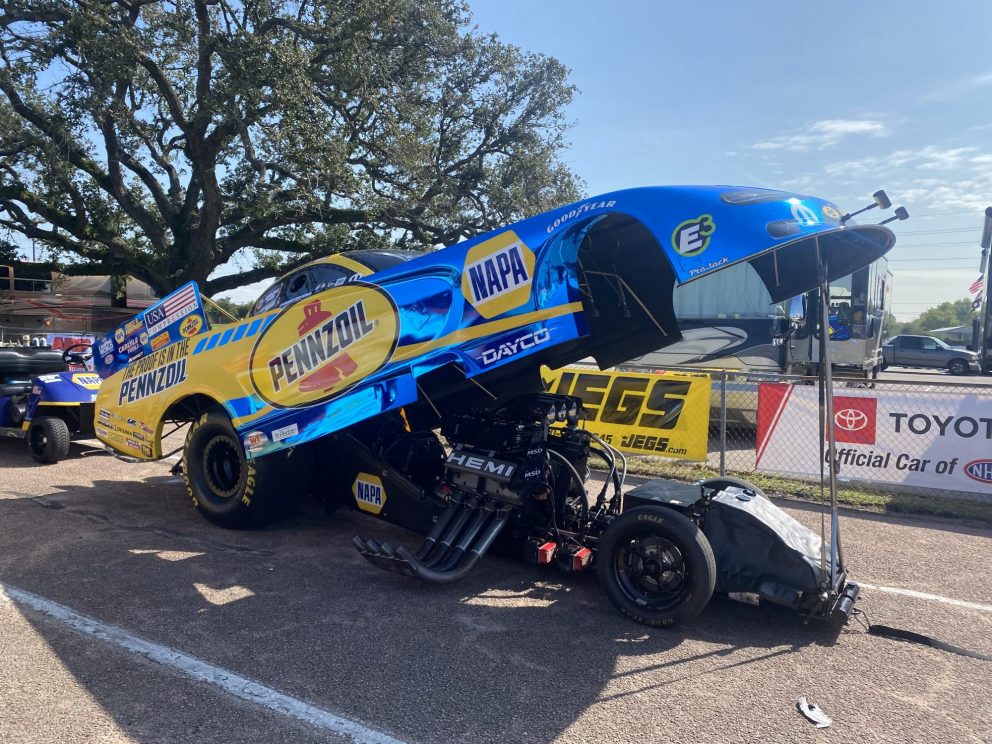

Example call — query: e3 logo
[672,214,716,257]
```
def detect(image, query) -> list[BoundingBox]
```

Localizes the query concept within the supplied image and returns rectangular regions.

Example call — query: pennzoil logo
[461,230,536,319]
[248,283,399,409]
[353,472,386,514]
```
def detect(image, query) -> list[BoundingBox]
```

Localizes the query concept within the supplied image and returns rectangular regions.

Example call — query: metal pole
[979,207,992,374]
[816,238,843,587]
[719,370,727,477]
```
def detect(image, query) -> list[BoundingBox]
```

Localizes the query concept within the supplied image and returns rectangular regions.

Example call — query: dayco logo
[353,473,386,514]
[672,214,715,257]
[249,284,398,408]
[461,231,536,319]
[480,328,551,366]
[964,459,992,484]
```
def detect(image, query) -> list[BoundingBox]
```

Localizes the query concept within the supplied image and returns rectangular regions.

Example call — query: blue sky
[464,0,992,320]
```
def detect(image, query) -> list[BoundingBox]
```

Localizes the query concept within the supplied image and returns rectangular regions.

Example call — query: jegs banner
[543,367,711,460]
[756,383,992,494]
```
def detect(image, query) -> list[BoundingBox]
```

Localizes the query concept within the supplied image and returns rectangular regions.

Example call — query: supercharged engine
[440,394,587,507]
[353,393,624,581]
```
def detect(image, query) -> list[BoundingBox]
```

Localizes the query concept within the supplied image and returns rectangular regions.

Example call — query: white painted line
[0,582,405,744]
[858,582,992,614]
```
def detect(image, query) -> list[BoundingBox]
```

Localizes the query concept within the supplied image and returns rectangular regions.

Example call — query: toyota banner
[756,383,992,495]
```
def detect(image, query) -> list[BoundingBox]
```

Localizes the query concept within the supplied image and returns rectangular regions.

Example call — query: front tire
[947,358,969,376]
[27,416,71,464]
[598,506,715,627]
[182,410,310,528]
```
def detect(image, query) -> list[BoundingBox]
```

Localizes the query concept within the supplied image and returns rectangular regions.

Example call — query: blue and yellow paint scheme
[0,368,101,437]
[92,185,895,461]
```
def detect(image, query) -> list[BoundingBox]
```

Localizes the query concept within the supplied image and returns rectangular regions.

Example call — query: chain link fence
[609,364,992,505]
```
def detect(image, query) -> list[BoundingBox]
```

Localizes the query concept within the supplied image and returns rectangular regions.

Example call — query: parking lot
[1,437,991,744]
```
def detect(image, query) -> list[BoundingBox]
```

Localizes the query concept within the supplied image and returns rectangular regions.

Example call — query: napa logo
[964,459,992,485]
[248,283,399,409]
[353,472,386,514]
[461,230,536,319]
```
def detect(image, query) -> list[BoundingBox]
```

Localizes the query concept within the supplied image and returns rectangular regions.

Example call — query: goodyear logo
[352,473,386,514]
[461,230,535,319]
[248,283,398,408]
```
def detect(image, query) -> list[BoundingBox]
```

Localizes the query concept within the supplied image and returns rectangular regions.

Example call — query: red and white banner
[756,383,992,495]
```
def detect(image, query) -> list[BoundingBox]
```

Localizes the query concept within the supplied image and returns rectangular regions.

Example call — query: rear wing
[93,281,208,378]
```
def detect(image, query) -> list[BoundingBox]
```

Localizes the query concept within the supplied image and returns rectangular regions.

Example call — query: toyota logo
[835,408,869,431]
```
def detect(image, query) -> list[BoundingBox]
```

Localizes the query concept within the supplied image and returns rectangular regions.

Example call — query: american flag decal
[146,283,201,335]
[969,275,984,295]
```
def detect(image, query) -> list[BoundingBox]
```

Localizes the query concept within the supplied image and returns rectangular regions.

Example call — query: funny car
[92,185,895,626]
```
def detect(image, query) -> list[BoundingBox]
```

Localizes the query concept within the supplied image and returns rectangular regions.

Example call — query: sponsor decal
[31,385,41,395]
[822,204,842,220]
[125,318,144,337]
[687,256,730,277]
[114,328,126,344]
[104,355,114,366]
[146,284,200,335]
[117,340,190,406]
[98,408,112,422]
[478,327,551,366]
[140,444,153,458]
[117,359,187,405]
[833,396,877,445]
[71,373,102,390]
[96,426,109,438]
[151,331,171,351]
[38,373,62,382]
[248,284,399,409]
[461,230,536,319]
[790,202,820,225]
[126,438,141,450]
[672,214,715,257]
[271,423,300,442]
[98,337,114,357]
[544,368,711,459]
[889,412,992,439]
[545,198,617,234]
[118,335,144,361]
[180,315,203,338]
[756,385,992,495]
[353,472,387,515]
[964,459,992,484]
[445,451,517,483]
[244,431,268,453]
[139,331,149,346]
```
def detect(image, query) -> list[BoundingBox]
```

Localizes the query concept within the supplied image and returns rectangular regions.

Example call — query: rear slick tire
[182,410,310,528]
[598,506,715,627]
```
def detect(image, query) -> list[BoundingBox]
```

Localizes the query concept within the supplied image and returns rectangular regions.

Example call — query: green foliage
[896,298,977,335]
[0,1,583,295]
[210,296,252,319]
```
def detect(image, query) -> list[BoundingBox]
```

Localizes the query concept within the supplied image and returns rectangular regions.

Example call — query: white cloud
[753,119,888,152]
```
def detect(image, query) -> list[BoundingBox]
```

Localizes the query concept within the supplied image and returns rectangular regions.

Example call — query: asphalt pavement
[1,437,990,744]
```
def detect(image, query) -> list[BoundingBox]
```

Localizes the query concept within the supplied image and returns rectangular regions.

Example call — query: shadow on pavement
[0,475,848,744]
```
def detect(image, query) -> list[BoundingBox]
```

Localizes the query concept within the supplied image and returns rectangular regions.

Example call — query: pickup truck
[882,334,980,375]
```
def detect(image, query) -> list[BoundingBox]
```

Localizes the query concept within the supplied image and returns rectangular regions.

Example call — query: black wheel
[947,358,969,376]
[27,416,71,464]
[182,410,311,528]
[598,506,715,627]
